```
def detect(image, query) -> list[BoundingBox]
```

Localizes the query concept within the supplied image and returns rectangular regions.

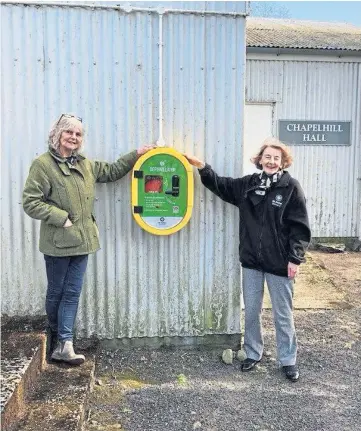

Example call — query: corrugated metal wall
[246,58,361,238]
[1,2,246,339]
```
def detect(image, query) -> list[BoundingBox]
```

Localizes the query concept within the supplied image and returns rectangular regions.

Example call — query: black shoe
[282,365,300,382]
[241,358,260,372]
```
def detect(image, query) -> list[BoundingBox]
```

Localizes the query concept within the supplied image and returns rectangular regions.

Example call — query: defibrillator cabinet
[132,148,194,235]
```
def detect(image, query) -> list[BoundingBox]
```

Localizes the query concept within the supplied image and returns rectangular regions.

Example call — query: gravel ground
[87,253,361,431]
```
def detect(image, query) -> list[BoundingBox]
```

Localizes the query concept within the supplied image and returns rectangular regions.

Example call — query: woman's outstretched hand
[183,153,206,169]
[137,145,157,156]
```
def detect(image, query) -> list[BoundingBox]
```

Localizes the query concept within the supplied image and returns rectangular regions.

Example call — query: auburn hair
[251,137,293,170]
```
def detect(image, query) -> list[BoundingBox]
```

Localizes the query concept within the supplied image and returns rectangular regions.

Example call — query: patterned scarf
[66,154,79,166]
[49,148,80,166]
[255,171,283,196]
[246,170,283,206]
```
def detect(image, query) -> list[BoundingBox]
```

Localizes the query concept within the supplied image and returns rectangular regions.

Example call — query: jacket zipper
[257,201,267,263]
[72,170,88,250]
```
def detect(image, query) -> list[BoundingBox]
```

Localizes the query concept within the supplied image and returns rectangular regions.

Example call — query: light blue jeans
[242,267,297,366]
[44,254,88,342]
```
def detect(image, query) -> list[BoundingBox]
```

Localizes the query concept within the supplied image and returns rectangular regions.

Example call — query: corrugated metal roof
[247,18,361,51]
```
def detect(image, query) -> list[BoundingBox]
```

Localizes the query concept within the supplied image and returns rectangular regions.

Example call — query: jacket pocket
[53,225,83,248]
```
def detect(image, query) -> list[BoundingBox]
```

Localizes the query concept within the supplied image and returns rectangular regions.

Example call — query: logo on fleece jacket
[272,194,283,207]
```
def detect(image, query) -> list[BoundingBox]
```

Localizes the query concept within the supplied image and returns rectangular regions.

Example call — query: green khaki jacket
[23,149,138,256]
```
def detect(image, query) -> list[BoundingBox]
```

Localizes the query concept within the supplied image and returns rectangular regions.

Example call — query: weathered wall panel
[246,60,284,102]
[1,3,246,339]
[107,1,248,13]
[246,58,361,238]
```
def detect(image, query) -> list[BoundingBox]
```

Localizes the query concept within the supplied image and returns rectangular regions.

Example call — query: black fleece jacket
[199,164,311,277]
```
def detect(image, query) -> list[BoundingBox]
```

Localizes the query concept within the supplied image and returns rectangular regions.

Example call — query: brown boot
[51,340,85,365]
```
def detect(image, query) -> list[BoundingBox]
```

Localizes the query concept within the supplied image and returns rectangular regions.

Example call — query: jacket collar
[48,148,85,163]
[251,171,291,187]
[275,171,291,188]
[48,149,85,176]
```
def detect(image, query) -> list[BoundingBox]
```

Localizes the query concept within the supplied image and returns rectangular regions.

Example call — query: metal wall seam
[355,63,361,240]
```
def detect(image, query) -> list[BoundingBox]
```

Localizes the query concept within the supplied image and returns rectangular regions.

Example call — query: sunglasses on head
[56,114,82,126]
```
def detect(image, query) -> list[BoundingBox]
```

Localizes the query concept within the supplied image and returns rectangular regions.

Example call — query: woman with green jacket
[23,114,154,365]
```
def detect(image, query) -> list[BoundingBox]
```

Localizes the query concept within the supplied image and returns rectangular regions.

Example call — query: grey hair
[48,115,85,154]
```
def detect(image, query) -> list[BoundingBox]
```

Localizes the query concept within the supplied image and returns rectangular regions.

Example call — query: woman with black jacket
[185,138,311,382]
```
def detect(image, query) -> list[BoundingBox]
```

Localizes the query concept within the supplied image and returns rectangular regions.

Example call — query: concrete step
[14,359,95,431]
[1,332,46,430]
[1,317,96,431]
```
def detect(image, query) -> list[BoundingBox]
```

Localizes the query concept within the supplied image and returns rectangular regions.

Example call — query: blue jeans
[44,254,88,342]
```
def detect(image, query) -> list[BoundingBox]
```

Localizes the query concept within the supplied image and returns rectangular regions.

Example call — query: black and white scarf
[255,171,283,196]
[247,170,283,206]
[66,154,79,166]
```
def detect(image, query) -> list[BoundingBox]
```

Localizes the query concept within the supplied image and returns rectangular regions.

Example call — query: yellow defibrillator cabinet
[132,147,194,235]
